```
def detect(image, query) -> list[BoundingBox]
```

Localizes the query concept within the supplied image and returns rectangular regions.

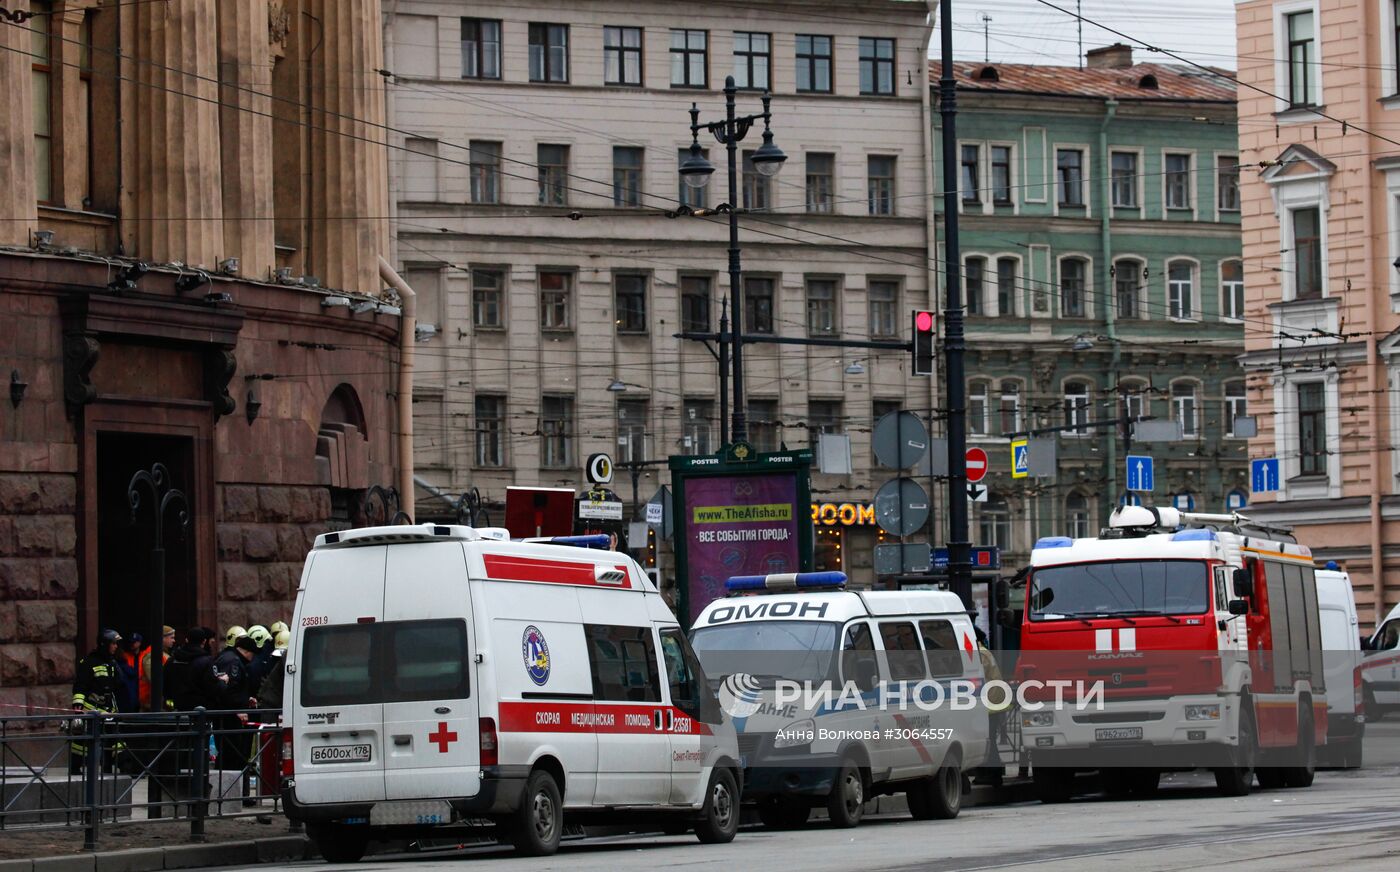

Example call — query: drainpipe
[1357,14,1386,623]
[1100,100,1119,508]
[379,255,417,522]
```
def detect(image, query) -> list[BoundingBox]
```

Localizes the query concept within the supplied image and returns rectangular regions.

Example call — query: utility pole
[1077,0,1084,69]
[939,0,972,609]
[981,13,992,63]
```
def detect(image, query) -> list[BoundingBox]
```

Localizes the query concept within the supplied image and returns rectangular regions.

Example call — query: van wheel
[310,825,367,864]
[1213,704,1256,797]
[511,770,562,856]
[694,768,739,844]
[826,762,865,828]
[920,750,963,819]
[757,798,810,829]
[1282,711,1316,788]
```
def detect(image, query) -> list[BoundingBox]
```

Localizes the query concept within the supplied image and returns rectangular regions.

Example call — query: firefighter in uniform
[70,629,123,772]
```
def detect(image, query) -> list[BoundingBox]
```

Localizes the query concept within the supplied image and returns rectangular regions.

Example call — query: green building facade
[933,49,1247,569]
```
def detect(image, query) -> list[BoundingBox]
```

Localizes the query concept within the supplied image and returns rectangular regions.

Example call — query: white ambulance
[1363,598,1400,719]
[690,573,987,829]
[280,524,740,861]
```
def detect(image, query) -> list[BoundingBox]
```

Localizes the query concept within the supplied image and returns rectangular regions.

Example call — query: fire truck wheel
[757,797,811,829]
[1282,711,1316,788]
[826,762,865,828]
[310,825,367,864]
[695,768,739,844]
[1033,765,1075,804]
[1213,705,1256,797]
[510,770,563,856]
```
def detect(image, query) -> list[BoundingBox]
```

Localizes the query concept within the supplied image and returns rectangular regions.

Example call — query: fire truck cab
[1017,506,1327,802]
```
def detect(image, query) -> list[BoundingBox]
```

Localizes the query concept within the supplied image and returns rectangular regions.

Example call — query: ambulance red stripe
[483,555,632,587]
[497,701,712,736]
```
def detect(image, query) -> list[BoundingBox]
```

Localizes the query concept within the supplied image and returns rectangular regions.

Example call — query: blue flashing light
[1034,536,1074,549]
[1325,560,1340,571]
[1171,529,1217,542]
[724,571,848,592]
[546,534,612,550]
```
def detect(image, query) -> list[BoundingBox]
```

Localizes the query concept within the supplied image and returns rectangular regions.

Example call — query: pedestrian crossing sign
[1011,439,1029,479]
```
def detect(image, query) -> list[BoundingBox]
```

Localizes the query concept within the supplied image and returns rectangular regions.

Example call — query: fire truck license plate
[310,744,372,764]
[1095,727,1143,741]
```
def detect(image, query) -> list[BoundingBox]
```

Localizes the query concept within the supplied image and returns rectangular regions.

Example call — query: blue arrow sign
[1251,458,1280,494]
[1125,454,1154,492]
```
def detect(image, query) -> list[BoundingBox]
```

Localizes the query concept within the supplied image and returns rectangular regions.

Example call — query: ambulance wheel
[826,762,865,828]
[694,768,739,844]
[510,770,562,856]
[1033,765,1075,804]
[1282,711,1316,788]
[310,825,367,863]
[757,798,810,829]
[1213,705,1256,797]
[914,750,963,820]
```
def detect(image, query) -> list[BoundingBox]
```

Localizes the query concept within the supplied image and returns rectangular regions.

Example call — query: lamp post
[679,77,787,445]
[127,464,189,713]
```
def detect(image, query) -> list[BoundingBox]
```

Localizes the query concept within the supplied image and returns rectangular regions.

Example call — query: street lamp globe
[679,142,715,189]
[750,137,787,178]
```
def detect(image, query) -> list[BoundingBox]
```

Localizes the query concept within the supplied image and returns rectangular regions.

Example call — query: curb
[1,836,316,872]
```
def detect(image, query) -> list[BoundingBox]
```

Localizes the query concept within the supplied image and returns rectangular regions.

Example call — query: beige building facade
[1236,0,1400,627]
[387,0,938,587]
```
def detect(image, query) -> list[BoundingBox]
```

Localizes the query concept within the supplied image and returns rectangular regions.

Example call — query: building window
[965,256,986,315]
[684,400,714,455]
[796,34,833,93]
[742,150,771,210]
[1165,153,1191,209]
[537,144,569,205]
[999,381,1021,433]
[403,138,438,202]
[991,146,1012,205]
[1115,259,1141,319]
[1064,380,1091,434]
[969,380,989,436]
[1292,206,1323,299]
[542,396,574,468]
[617,399,648,463]
[681,275,711,332]
[733,32,771,90]
[671,29,708,87]
[613,146,643,207]
[1286,11,1316,107]
[1172,381,1199,437]
[868,155,895,215]
[859,37,895,95]
[1172,492,1196,512]
[540,271,572,330]
[1225,381,1247,438]
[32,2,52,202]
[869,280,898,338]
[1057,149,1084,206]
[615,273,647,333]
[1298,381,1326,475]
[677,147,708,208]
[604,26,642,86]
[474,395,505,467]
[1221,260,1244,320]
[1122,382,1147,422]
[1168,260,1195,320]
[460,18,502,80]
[1217,155,1240,211]
[528,23,569,83]
[807,278,838,336]
[996,257,1016,315]
[961,145,980,204]
[744,276,775,334]
[1066,493,1090,539]
[979,494,1011,550]
[806,152,834,213]
[1110,151,1137,207]
[808,400,843,440]
[472,269,504,328]
[469,141,501,204]
[749,400,780,453]
[1060,257,1087,317]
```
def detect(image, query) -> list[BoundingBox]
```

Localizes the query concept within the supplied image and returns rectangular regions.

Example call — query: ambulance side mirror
[1232,567,1254,600]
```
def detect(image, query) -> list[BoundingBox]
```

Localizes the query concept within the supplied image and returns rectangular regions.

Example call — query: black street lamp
[681,76,786,445]
[127,464,189,713]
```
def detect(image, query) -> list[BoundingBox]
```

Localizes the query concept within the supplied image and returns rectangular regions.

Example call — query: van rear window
[300,619,470,707]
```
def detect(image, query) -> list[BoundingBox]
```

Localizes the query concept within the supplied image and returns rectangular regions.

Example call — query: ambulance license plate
[310,744,372,764]
[369,800,452,826]
[1095,727,1143,741]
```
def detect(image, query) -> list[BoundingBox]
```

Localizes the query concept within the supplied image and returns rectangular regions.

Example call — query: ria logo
[717,673,763,718]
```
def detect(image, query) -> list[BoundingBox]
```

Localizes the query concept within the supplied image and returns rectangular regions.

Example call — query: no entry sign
[965,447,988,483]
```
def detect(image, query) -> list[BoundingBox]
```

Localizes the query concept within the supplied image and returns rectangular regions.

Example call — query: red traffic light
[912,310,935,376]
[915,310,934,332]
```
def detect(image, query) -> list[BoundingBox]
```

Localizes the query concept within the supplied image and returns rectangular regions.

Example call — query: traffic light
[912,309,935,376]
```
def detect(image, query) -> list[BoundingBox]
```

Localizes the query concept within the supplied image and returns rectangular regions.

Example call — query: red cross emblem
[428,721,458,753]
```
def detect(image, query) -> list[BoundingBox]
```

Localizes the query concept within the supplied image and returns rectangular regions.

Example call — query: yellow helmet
[225,625,247,648]
[274,630,290,650]
[248,625,272,648]
[269,621,290,636]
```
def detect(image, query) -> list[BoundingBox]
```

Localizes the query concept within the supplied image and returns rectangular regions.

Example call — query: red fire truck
[1015,505,1327,802]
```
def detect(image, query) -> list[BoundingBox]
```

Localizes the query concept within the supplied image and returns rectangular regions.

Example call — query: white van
[281,525,739,861]
[690,573,986,829]
[1364,597,1400,720]
[1315,564,1363,767]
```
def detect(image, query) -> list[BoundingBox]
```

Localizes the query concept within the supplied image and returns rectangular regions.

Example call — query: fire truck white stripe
[1095,629,1112,651]
[1118,628,1137,651]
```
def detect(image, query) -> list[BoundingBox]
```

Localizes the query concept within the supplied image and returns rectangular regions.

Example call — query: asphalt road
[238,721,1400,872]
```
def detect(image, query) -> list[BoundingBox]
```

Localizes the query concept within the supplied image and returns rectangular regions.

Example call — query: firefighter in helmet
[70,629,123,771]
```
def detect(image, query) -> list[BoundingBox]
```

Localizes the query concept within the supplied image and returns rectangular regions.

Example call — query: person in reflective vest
[70,629,123,770]
[139,626,175,711]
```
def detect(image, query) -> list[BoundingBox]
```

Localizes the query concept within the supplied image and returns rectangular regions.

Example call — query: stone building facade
[0,0,400,713]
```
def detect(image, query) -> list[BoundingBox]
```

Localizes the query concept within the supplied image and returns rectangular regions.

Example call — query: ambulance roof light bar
[725,571,848,593]
[522,534,613,550]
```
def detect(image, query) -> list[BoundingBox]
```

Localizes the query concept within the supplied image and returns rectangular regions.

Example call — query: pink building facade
[1236,0,1400,627]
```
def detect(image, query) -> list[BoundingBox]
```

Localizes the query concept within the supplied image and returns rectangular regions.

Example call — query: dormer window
[1137,74,1159,89]
[976,65,1000,82]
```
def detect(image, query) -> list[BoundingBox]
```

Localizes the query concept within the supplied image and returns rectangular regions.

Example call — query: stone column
[0,0,38,245]
[217,0,275,280]
[305,0,389,295]
[131,0,224,268]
